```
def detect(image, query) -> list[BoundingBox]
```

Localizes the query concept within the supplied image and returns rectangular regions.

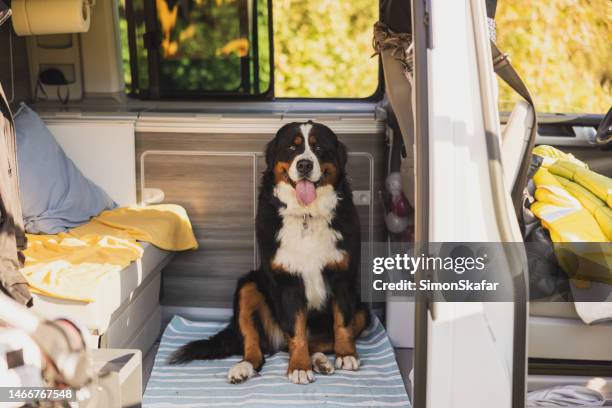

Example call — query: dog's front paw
[228,361,256,384]
[335,355,360,371]
[311,352,335,375]
[287,368,314,384]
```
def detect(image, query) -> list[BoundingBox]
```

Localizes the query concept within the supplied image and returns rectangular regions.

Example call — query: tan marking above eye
[293,136,303,145]
[309,135,317,145]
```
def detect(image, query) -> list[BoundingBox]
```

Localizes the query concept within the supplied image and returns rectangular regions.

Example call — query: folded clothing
[22,204,198,302]
[530,146,611,284]
[531,145,611,242]
[527,385,605,407]
[531,167,609,243]
[73,205,199,252]
[529,146,612,324]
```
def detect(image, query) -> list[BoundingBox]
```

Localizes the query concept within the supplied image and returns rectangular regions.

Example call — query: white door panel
[422,0,526,407]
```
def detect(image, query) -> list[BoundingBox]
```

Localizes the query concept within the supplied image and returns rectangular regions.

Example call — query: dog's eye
[289,145,296,151]
[314,145,322,152]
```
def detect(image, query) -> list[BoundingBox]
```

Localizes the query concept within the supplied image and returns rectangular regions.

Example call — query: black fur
[169,121,369,367]
[167,324,241,364]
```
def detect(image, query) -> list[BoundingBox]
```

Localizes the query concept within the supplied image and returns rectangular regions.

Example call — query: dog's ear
[337,139,348,174]
[266,123,295,170]
[264,137,278,171]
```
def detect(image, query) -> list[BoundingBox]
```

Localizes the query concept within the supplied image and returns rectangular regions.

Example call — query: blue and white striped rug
[144,315,411,407]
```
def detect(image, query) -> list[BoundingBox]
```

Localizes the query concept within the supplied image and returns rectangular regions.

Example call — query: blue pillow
[14,104,116,234]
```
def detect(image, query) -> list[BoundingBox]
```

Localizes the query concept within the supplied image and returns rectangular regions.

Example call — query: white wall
[45,116,137,206]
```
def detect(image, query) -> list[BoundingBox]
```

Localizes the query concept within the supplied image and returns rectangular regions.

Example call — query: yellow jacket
[530,146,611,284]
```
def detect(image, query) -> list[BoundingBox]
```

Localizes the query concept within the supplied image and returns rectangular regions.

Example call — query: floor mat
[144,315,411,407]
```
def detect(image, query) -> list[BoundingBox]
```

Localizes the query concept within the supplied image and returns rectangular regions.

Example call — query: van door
[411,0,529,407]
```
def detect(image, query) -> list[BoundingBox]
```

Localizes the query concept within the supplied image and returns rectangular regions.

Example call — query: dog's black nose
[296,159,313,176]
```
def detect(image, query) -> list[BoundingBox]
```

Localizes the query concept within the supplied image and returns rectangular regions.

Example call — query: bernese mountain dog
[169,121,370,385]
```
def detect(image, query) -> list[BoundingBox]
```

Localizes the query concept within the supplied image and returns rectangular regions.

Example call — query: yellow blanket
[530,146,611,284]
[22,204,198,302]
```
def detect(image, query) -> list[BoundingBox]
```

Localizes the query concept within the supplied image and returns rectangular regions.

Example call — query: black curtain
[379,0,498,31]
[379,0,411,32]
[485,0,498,18]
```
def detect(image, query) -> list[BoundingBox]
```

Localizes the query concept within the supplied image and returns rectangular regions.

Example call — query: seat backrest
[376,28,416,207]
[45,117,138,206]
[501,100,535,191]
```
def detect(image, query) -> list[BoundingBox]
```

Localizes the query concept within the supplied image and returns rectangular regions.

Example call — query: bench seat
[529,302,612,361]
[31,243,173,352]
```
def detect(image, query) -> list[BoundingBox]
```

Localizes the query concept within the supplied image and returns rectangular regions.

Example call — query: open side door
[411,0,529,407]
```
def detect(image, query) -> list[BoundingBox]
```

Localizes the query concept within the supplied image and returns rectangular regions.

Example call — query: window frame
[274,60,385,103]
[120,0,383,101]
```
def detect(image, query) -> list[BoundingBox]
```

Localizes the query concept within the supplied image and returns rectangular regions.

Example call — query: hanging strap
[491,40,537,217]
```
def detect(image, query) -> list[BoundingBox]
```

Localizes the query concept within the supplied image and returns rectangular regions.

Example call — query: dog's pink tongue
[296,180,316,205]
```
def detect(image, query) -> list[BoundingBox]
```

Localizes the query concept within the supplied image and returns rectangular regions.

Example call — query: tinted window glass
[119,0,271,97]
[119,0,379,99]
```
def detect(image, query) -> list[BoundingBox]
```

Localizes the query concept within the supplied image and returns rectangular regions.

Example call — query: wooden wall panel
[136,129,386,308]
[142,153,256,307]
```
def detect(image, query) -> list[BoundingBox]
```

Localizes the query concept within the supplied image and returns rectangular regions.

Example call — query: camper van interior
[0,0,610,406]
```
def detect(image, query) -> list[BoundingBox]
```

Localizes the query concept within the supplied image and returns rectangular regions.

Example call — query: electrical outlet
[353,190,371,206]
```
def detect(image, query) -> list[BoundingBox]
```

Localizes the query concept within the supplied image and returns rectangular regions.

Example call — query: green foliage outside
[157,0,243,92]
[119,0,270,95]
[272,0,610,109]
[272,0,379,98]
[496,0,611,113]
[118,0,609,112]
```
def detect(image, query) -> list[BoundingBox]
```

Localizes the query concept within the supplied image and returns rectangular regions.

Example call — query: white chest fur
[272,183,345,310]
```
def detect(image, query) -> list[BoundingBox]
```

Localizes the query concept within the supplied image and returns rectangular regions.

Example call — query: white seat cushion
[529,314,612,361]
[530,301,580,320]
[31,243,173,334]
[530,302,612,361]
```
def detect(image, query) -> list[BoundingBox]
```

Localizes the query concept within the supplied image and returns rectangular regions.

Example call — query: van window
[119,0,272,98]
[273,0,379,98]
[118,0,379,99]
[496,0,610,114]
